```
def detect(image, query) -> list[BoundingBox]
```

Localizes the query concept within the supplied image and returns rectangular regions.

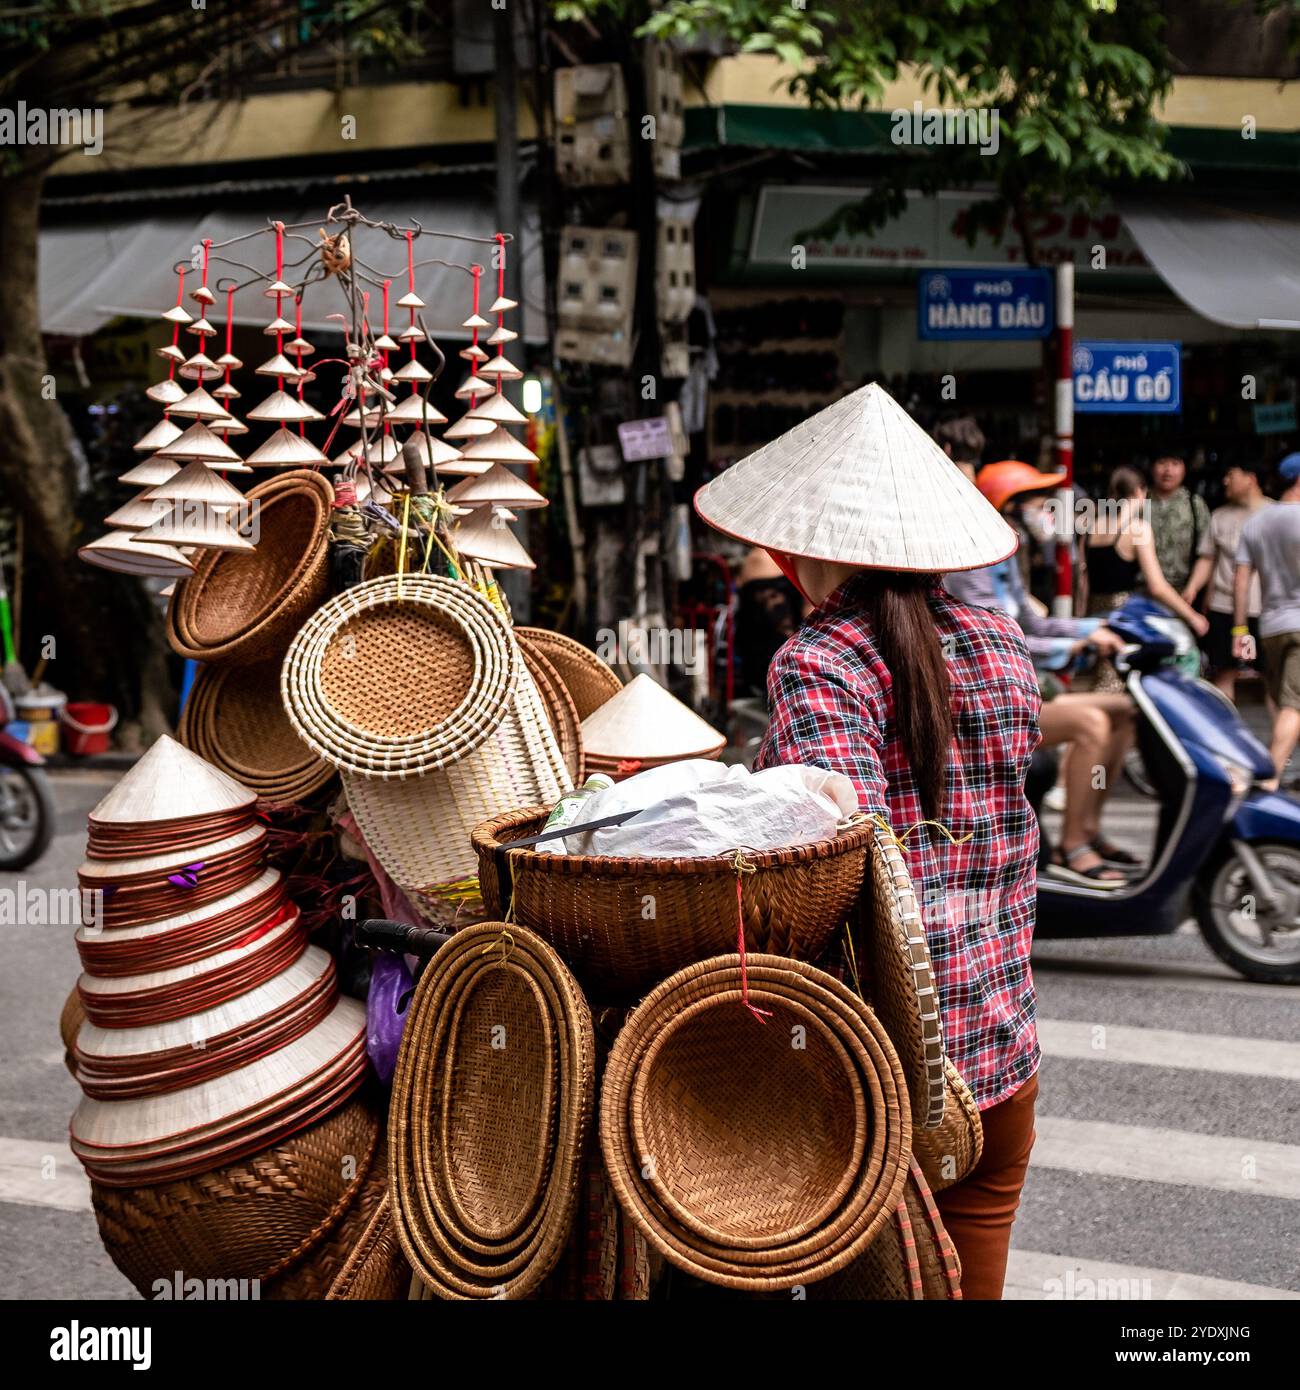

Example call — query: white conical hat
[453,508,535,570]
[579,673,725,760]
[446,462,547,509]
[694,383,1016,573]
[89,735,254,825]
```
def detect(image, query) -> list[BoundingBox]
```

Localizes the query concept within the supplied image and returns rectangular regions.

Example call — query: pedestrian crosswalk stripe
[1034,956,1298,1000]
[0,1137,91,1212]
[1006,1248,1300,1300]
[1032,1117,1300,1200]
[1038,1018,1300,1080]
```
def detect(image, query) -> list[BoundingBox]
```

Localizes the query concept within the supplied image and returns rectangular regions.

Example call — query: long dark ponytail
[856,573,953,820]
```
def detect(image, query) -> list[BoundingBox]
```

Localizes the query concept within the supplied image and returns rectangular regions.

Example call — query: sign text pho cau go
[917,269,1053,341]
[1073,341,1181,414]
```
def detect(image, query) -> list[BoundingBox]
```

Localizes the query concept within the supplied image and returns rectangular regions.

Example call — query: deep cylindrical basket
[471,808,876,1000]
[167,470,334,665]
[90,1094,380,1292]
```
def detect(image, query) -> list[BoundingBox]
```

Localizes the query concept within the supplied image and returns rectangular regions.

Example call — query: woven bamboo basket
[472,808,876,1000]
[513,627,622,719]
[849,823,983,1185]
[325,1192,412,1300]
[516,634,584,787]
[281,574,518,779]
[388,923,595,1300]
[167,471,333,665]
[180,660,334,804]
[90,1094,381,1292]
[343,668,567,926]
[797,1161,962,1300]
[599,954,910,1291]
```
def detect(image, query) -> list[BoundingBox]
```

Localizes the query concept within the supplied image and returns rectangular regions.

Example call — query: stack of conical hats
[69,737,366,1186]
[580,674,725,778]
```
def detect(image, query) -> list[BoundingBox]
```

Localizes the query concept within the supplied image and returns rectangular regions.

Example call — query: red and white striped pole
[1053,261,1075,617]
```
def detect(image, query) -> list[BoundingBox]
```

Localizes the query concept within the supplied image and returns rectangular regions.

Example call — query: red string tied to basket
[729,848,771,1023]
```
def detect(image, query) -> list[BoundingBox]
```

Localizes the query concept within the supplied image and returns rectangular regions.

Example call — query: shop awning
[1118,198,1300,331]
[38,195,545,343]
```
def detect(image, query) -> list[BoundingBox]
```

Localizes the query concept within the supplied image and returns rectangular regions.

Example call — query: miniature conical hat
[78,531,194,578]
[155,422,243,465]
[134,419,183,454]
[90,735,254,825]
[457,426,540,465]
[580,673,725,760]
[386,393,447,425]
[246,389,322,423]
[118,456,181,488]
[246,427,329,468]
[104,492,170,531]
[444,413,496,440]
[695,382,1016,572]
[168,386,229,421]
[133,504,255,551]
[468,391,527,425]
[447,463,547,509]
[146,459,247,506]
[146,378,187,405]
[455,373,494,401]
[453,509,535,570]
[387,431,470,474]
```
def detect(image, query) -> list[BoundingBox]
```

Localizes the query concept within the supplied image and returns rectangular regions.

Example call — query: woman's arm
[1129,522,1210,634]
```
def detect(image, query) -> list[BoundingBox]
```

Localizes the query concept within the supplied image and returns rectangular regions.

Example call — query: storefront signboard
[1073,341,1181,414]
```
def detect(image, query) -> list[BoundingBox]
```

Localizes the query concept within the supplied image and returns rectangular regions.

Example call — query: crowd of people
[736,416,1300,891]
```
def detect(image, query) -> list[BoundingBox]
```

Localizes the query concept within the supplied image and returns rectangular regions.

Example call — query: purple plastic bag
[366,951,414,1085]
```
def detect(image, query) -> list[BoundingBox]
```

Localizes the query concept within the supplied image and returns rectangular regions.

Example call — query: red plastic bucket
[60,702,118,756]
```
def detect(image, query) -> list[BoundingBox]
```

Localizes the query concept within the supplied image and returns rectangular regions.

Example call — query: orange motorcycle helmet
[976,460,1066,514]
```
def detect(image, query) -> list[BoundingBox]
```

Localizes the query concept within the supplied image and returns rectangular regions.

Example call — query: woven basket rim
[168,471,333,661]
[471,804,876,875]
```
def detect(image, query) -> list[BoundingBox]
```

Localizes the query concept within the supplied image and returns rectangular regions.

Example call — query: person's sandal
[1090,836,1142,869]
[1047,844,1129,888]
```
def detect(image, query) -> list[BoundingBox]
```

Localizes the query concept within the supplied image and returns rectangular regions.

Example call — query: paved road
[0,770,1295,1300]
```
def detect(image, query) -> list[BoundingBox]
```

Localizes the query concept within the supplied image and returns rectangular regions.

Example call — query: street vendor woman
[695,383,1041,1300]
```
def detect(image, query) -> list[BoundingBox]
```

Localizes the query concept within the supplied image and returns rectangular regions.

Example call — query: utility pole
[493,2,528,619]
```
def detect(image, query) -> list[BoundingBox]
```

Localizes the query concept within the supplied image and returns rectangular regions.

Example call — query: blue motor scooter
[1033,595,1300,983]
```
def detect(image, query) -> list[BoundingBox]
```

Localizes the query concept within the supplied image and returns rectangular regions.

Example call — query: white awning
[39,197,545,342]
[1119,198,1300,331]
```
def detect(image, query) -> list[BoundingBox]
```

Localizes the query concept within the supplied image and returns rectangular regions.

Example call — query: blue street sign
[1073,340,1181,414]
[917,268,1053,341]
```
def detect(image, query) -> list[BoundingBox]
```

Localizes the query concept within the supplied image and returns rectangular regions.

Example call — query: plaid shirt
[755,575,1042,1110]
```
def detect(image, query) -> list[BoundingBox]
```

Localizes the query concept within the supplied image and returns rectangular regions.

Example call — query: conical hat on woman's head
[694,383,1017,573]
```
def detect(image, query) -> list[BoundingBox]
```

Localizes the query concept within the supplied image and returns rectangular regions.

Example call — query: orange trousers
[933,1071,1039,1300]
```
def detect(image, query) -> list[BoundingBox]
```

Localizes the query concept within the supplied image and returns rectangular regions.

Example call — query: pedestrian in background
[934,414,986,483]
[1234,453,1300,786]
[1184,461,1272,701]
[1147,452,1211,596]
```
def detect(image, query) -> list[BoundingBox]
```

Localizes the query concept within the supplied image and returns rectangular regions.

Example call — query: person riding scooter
[945,461,1137,885]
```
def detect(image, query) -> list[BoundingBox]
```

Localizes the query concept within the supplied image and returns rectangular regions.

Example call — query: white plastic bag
[562,759,859,859]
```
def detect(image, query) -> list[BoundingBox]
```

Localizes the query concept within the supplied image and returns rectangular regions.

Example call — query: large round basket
[599,954,910,1291]
[471,807,876,1001]
[166,470,333,665]
[90,1094,381,1292]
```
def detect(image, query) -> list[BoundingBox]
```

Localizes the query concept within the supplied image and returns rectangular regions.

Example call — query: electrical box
[656,217,695,324]
[556,227,639,368]
[555,64,631,186]
[644,41,684,180]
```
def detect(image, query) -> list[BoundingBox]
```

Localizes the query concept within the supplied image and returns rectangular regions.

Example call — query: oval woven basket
[599,954,911,1291]
[512,627,622,720]
[90,1093,380,1292]
[180,660,335,804]
[471,808,876,1001]
[166,470,333,665]
[516,634,583,787]
[388,923,595,1300]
